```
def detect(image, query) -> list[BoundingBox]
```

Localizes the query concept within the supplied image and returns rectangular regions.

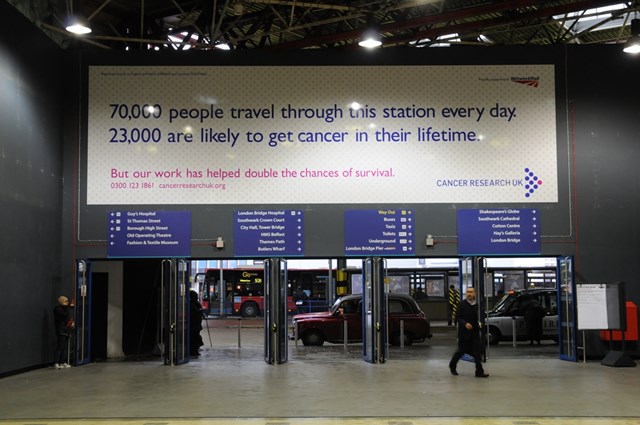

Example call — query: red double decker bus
[197,268,296,317]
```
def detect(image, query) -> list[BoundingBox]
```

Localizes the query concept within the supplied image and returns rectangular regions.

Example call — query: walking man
[449,287,489,378]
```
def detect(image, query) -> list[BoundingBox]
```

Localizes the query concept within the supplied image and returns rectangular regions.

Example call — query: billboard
[88,65,557,205]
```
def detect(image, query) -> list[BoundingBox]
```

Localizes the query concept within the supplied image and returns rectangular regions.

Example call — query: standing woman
[53,296,74,369]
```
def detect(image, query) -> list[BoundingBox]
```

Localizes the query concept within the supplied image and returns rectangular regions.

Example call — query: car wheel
[488,326,501,346]
[241,302,259,317]
[301,330,325,346]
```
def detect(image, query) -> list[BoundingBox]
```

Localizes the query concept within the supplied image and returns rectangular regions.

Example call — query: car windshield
[330,297,361,314]
[330,297,343,314]
[491,293,516,313]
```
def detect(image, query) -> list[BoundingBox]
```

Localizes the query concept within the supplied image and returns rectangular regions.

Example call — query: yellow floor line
[2,417,640,425]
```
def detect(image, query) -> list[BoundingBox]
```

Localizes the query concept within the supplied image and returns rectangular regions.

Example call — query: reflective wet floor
[1,322,637,424]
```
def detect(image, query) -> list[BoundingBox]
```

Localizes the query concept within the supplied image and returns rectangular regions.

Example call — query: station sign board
[457,208,540,255]
[344,209,414,256]
[234,210,304,256]
[107,210,191,257]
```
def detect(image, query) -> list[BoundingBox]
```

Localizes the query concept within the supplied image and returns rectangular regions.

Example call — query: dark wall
[566,47,640,355]
[568,46,640,270]
[0,2,63,375]
[568,46,640,308]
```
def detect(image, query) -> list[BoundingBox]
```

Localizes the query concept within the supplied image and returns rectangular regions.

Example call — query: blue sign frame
[344,209,414,256]
[457,208,540,255]
[234,210,304,257]
[107,210,191,258]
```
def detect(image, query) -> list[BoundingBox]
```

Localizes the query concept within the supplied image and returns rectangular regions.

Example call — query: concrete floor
[1,322,638,424]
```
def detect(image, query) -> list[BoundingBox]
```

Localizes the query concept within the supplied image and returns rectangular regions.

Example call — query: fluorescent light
[438,33,459,40]
[215,42,231,50]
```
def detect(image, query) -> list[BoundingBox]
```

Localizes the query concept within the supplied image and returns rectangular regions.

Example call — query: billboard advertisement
[88,65,557,205]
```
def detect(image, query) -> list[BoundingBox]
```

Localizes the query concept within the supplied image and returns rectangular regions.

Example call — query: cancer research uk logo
[524,167,543,198]
[511,75,540,88]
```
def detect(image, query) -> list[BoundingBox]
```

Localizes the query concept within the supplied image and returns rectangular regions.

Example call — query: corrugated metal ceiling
[8,0,640,50]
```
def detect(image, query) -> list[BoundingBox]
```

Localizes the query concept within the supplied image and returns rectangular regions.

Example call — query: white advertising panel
[87,65,558,205]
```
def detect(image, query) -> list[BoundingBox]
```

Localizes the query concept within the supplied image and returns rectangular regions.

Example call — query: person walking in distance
[189,291,205,357]
[524,299,545,345]
[449,287,489,378]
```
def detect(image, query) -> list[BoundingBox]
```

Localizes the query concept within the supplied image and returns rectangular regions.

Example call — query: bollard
[237,317,242,348]
[343,318,348,352]
[400,320,405,348]
[512,317,517,347]
[294,321,299,348]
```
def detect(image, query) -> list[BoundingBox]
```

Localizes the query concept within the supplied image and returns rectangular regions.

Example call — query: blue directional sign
[344,209,414,256]
[108,210,191,257]
[234,210,304,257]
[457,208,540,255]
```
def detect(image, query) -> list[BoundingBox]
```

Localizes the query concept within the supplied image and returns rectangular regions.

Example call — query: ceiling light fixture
[623,18,640,54]
[358,32,382,48]
[358,14,382,48]
[65,0,92,35]
[65,16,92,34]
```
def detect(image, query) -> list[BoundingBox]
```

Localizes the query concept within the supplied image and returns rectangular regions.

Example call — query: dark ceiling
[8,0,640,50]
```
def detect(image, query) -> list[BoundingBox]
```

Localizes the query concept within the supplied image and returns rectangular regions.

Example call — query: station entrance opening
[72,256,576,367]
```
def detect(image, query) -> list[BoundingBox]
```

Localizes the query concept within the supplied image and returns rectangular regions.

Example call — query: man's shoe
[62,363,71,368]
[54,363,62,370]
[475,373,490,378]
[449,366,458,376]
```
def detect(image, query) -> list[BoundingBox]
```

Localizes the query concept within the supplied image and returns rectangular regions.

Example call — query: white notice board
[576,283,622,330]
